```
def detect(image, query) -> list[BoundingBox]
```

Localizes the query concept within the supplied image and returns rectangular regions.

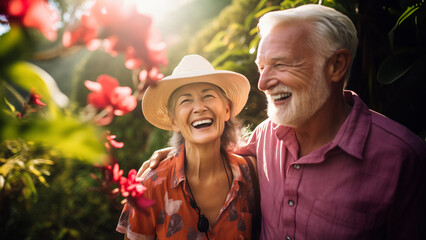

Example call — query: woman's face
[170,83,230,146]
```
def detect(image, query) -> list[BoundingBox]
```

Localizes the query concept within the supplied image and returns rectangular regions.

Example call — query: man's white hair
[258,4,358,84]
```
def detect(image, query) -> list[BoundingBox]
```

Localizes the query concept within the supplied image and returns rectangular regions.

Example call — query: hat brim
[142,70,250,130]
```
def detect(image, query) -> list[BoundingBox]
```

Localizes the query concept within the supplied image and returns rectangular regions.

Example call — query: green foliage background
[1,0,424,239]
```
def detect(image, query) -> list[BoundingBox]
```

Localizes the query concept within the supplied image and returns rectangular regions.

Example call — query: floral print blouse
[116,145,257,240]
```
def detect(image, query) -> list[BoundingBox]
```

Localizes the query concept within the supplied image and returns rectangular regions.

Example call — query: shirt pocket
[306,199,374,239]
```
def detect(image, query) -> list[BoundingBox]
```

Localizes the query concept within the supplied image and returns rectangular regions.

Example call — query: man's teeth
[192,119,213,127]
[272,93,291,101]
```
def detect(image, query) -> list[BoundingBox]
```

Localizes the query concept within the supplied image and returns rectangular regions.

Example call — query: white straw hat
[142,54,250,130]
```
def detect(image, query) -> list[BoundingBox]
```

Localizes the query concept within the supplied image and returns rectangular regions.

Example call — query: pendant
[198,214,209,232]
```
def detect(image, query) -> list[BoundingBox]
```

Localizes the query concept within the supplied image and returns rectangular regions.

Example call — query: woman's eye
[179,99,190,105]
[203,94,215,99]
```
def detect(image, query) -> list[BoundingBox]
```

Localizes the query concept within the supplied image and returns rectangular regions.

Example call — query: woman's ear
[170,117,180,132]
[326,49,351,83]
[225,102,231,121]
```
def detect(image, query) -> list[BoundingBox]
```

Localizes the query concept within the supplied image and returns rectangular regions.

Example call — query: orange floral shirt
[116,145,257,240]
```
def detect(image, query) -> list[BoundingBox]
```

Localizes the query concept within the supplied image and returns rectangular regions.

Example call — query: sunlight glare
[133,0,190,20]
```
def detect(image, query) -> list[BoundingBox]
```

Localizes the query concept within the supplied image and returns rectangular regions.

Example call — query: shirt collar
[331,90,370,160]
[273,123,300,160]
[171,145,186,189]
[271,91,370,162]
[170,145,246,189]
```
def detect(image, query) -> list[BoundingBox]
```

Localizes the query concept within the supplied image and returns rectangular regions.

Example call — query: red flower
[3,0,59,41]
[29,91,46,107]
[85,74,137,118]
[62,0,167,70]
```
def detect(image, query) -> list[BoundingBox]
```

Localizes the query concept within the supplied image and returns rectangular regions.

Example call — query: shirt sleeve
[235,121,268,156]
[116,182,157,240]
[387,141,426,240]
[388,143,426,239]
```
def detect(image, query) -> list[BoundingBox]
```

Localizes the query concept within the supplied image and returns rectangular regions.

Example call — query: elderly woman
[116,54,259,240]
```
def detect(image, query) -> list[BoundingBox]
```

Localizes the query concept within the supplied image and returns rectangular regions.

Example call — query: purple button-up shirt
[240,91,426,239]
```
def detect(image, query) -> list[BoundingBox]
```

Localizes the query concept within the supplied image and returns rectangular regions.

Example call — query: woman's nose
[192,100,207,113]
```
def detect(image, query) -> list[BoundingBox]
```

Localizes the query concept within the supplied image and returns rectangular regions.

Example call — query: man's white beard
[266,65,331,128]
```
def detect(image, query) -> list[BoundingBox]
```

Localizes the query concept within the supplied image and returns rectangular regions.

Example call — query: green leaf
[254,6,282,19]
[244,0,268,29]
[377,49,424,85]
[396,4,421,26]
[249,27,258,36]
[388,3,423,49]
[0,159,17,176]
[29,159,55,166]
[22,172,38,201]
[249,36,260,54]
[5,62,50,102]
[0,24,32,68]
[4,97,16,114]
[1,113,106,164]
[203,31,227,52]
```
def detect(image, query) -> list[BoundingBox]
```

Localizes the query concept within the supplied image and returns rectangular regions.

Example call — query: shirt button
[293,164,301,170]
[288,200,295,207]
[285,236,291,240]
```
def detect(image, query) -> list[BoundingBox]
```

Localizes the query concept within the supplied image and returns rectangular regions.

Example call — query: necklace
[185,153,232,235]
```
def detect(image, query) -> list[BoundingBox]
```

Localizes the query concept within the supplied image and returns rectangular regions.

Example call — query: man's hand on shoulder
[137,147,173,179]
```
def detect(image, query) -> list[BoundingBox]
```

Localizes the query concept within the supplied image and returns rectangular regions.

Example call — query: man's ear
[327,49,351,83]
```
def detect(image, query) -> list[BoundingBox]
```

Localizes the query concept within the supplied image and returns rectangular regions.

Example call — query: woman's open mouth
[191,119,213,129]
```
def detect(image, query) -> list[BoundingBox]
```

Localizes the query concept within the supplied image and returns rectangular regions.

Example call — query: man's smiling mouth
[272,92,292,102]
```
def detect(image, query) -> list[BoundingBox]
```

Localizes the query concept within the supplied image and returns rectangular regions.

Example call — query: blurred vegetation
[1,0,425,239]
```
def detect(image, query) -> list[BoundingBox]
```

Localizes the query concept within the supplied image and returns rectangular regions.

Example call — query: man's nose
[258,67,279,91]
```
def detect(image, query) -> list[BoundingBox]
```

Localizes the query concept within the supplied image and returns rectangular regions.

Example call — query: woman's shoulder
[140,155,177,186]
[226,152,247,164]
[227,152,255,166]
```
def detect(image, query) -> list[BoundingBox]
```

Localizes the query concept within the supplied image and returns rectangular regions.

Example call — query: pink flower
[106,133,124,149]
[112,163,123,182]
[139,67,164,87]
[85,74,137,118]
[102,161,155,212]
[110,86,137,116]
[119,169,155,212]
[3,0,59,41]
[62,14,99,50]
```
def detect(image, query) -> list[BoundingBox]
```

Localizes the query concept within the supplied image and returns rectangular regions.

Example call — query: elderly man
[141,4,426,240]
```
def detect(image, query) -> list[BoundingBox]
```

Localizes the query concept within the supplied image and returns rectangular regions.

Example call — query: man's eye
[275,63,289,69]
